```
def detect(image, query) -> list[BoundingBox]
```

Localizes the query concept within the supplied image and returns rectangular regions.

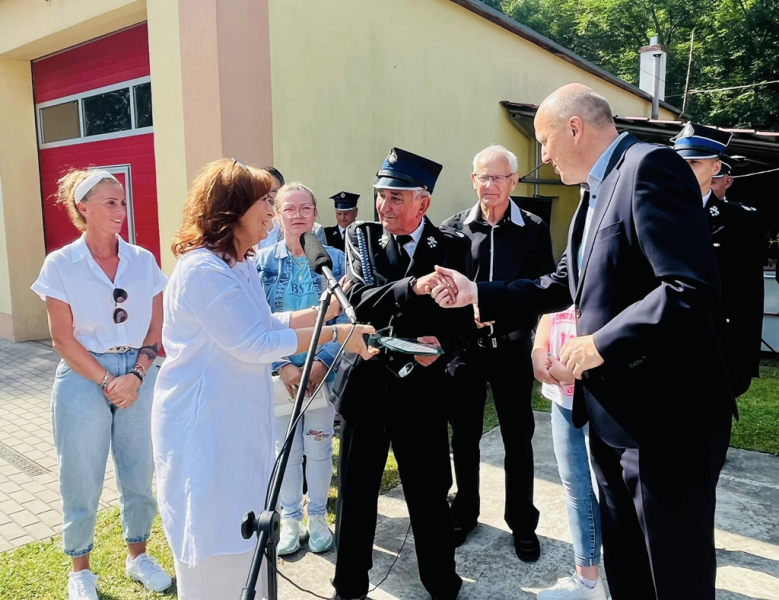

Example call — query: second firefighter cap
[330,192,359,210]
[671,123,732,159]
[374,147,443,194]
[713,159,732,178]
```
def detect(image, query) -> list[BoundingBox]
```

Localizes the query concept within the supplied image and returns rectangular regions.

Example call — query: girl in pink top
[532,307,607,600]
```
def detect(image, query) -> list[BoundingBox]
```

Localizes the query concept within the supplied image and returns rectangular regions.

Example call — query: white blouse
[30,234,166,353]
[152,248,298,566]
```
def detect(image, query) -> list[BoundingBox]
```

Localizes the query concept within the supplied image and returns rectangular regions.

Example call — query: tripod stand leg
[266,544,278,600]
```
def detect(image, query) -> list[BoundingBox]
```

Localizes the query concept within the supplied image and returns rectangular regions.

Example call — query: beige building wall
[0,62,49,340]
[147,0,274,274]
[269,0,674,258]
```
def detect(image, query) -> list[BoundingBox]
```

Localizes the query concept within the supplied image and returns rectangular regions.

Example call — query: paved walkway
[1,339,778,599]
[278,422,779,598]
[0,340,121,551]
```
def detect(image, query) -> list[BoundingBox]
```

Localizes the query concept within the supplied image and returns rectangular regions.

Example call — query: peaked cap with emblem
[374,147,443,194]
[713,158,733,178]
[671,123,732,159]
[329,191,360,210]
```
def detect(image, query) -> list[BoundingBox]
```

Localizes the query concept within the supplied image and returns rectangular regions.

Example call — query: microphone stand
[240,287,333,600]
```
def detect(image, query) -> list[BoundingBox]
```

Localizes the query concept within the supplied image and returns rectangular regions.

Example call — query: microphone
[300,232,357,324]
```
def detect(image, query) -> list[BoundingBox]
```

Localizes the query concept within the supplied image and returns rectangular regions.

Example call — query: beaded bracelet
[100,371,111,390]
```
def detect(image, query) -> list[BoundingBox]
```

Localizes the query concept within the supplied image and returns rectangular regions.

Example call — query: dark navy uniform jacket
[706,193,765,396]
[476,134,736,448]
[324,225,345,252]
[332,216,475,424]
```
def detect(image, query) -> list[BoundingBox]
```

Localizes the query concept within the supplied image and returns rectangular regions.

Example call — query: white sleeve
[271,311,292,330]
[183,263,298,364]
[151,259,167,297]
[30,256,69,303]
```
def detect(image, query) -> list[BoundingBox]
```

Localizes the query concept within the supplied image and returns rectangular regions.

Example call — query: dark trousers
[589,422,731,600]
[333,385,462,600]
[450,338,539,534]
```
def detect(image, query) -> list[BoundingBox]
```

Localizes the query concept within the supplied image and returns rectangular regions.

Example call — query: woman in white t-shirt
[31,169,171,600]
[532,308,607,600]
[152,159,376,599]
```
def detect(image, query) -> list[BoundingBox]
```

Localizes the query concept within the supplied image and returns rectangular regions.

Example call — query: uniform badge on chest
[427,236,437,248]
[709,205,720,217]
[379,233,389,248]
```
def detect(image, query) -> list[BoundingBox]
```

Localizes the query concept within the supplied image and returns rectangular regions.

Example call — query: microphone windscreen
[300,232,333,274]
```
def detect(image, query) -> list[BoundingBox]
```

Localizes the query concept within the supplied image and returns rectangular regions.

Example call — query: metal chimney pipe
[651,51,661,119]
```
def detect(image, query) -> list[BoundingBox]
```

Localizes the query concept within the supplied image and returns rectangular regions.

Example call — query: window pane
[133,83,153,128]
[40,101,80,144]
[82,88,131,136]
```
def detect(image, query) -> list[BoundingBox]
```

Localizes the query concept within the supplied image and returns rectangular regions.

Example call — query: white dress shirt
[702,190,712,207]
[152,248,298,567]
[394,218,426,259]
[31,234,166,353]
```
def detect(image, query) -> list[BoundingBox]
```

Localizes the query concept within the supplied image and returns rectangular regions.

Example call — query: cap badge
[380,233,389,248]
[388,149,398,164]
[709,205,720,217]
[427,236,438,248]
[340,192,345,198]
[682,122,695,138]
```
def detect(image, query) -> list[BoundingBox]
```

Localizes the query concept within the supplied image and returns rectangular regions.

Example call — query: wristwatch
[331,325,339,342]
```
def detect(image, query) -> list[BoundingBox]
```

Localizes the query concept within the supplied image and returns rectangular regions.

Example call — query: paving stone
[21,499,50,515]
[23,522,55,540]
[0,499,24,515]
[0,521,26,541]
[8,490,36,504]
[10,510,38,527]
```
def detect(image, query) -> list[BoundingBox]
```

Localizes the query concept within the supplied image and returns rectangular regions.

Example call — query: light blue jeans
[550,402,602,567]
[275,401,336,520]
[51,350,158,557]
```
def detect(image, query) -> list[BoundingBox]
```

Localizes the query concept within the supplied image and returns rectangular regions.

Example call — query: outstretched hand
[430,266,477,308]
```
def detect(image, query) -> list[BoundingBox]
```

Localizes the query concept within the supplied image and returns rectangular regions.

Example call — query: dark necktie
[396,234,413,268]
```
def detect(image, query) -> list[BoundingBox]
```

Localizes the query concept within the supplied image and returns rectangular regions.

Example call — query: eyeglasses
[113,288,128,324]
[473,173,514,184]
[280,205,316,218]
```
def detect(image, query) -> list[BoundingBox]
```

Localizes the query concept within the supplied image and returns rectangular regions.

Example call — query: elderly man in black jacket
[428,84,735,600]
[442,145,554,557]
[331,148,474,600]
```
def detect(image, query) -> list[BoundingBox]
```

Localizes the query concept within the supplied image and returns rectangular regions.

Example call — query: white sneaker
[307,514,334,553]
[68,570,98,600]
[538,571,608,600]
[126,553,172,592]
[278,518,306,555]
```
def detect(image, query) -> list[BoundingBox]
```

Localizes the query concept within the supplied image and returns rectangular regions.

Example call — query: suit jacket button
[575,309,582,319]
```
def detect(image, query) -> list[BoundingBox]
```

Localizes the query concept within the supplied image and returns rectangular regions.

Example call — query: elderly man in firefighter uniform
[331,148,474,600]
[672,123,765,397]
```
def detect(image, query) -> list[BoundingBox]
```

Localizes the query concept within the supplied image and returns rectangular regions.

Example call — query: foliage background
[483,0,779,129]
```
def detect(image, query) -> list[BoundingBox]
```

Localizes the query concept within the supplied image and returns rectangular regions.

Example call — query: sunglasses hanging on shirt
[113,288,128,324]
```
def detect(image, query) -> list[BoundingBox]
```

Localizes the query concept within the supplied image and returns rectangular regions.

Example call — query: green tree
[495,0,779,129]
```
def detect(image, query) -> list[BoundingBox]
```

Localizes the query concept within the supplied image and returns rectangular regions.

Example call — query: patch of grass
[0,508,175,600]
[730,361,779,455]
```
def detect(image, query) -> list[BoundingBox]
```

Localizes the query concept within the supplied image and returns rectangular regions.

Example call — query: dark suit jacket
[707,194,765,396]
[477,134,736,448]
[333,217,475,424]
[324,225,345,252]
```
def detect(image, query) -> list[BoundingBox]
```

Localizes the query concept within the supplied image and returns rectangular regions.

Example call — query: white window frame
[36,76,153,149]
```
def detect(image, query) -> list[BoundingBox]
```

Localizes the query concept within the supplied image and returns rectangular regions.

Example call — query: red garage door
[33,24,161,263]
